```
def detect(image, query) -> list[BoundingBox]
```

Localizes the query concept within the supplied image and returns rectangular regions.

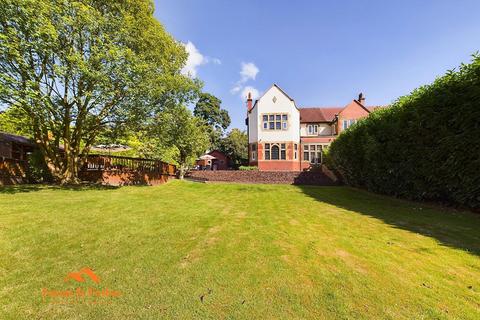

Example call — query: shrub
[328,53,480,210]
[238,166,258,171]
[26,149,53,183]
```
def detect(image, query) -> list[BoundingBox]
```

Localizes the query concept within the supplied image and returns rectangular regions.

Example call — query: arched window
[271,145,279,160]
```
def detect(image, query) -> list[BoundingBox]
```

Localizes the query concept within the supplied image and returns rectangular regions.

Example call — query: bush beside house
[327,54,480,210]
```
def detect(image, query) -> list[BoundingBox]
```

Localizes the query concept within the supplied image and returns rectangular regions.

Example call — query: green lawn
[1,181,479,319]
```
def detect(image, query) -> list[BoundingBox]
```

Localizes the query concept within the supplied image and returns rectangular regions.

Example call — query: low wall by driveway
[187,170,339,185]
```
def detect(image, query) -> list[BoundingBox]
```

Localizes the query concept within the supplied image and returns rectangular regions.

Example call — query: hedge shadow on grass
[0,184,120,194]
[297,185,480,257]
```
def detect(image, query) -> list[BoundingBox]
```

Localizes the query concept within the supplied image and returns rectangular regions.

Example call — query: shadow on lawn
[0,183,120,194]
[297,185,480,257]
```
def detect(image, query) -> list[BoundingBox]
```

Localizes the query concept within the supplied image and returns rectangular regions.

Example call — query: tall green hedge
[328,54,480,210]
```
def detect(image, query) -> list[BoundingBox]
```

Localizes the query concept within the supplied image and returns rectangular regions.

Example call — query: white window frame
[303,144,323,164]
[307,124,319,135]
[264,143,287,160]
[343,119,357,130]
[262,113,289,131]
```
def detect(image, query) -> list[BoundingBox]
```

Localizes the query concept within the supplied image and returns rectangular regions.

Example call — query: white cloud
[211,58,222,65]
[240,62,259,82]
[230,84,242,94]
[181,41,205,78]
[241,86,260,100]
[181,41,221,78]
[230,62,260,99]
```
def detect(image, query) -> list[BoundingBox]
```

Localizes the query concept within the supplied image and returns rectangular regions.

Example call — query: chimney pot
[358,92,366,105]
[246,92,253,112]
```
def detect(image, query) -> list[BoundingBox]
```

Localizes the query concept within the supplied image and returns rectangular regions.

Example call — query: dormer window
[307,124,318,135]
[262,113,288,131]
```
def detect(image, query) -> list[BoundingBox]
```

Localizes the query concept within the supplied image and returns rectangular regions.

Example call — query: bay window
[264,143,287,160]
[303,144,323,164]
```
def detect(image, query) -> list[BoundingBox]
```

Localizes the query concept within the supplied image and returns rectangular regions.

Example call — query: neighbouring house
[196,150,230,170]
[0,132,36,160]
[0,132,37,185]
[246,84,384,171]
[91,144,131,153]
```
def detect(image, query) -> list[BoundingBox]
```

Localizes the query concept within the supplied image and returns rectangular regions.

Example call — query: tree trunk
[40,144,82,185]
[177,165,187,179]
[60,154,81,185]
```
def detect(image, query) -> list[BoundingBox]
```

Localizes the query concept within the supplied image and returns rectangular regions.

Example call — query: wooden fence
[0,157,28,185]
[0,155,176,186]
[83,155,176,175]
[80,155,176,186]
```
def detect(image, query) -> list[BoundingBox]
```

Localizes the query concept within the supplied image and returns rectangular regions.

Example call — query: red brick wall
[258,160,300,171]
[251,142,301,171]
[258,143,264,160]
[79,170,172,186]
[209,150,229,170]
[249,142,262,166]
[337,101,370,134]
[300,160,311,171]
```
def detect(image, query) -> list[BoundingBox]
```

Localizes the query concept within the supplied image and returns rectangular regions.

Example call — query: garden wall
[327,54,480,210]
[79,170,173,186]
[187,170,338,185]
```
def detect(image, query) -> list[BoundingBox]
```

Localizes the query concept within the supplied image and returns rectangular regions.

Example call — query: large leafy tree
[0,105,32,137]
[220,128,248,168]
[194,93,230,148]
[0,0,198,183]
[142,105,209,179]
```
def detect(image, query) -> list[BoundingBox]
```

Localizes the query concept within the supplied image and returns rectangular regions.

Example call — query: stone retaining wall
[187,170,339,185]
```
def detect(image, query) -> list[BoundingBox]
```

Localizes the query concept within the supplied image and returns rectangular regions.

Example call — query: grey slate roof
[0,132,35,146]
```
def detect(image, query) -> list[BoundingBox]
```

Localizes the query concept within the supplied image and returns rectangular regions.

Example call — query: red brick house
[246,84,384,171]
[196,150,230,170]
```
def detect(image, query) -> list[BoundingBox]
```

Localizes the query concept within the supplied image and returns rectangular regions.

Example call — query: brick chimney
[358,92,366,105]
[246,92,253,112]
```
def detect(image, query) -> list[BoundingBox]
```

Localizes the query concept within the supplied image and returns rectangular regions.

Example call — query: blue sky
[155,0,480,129]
